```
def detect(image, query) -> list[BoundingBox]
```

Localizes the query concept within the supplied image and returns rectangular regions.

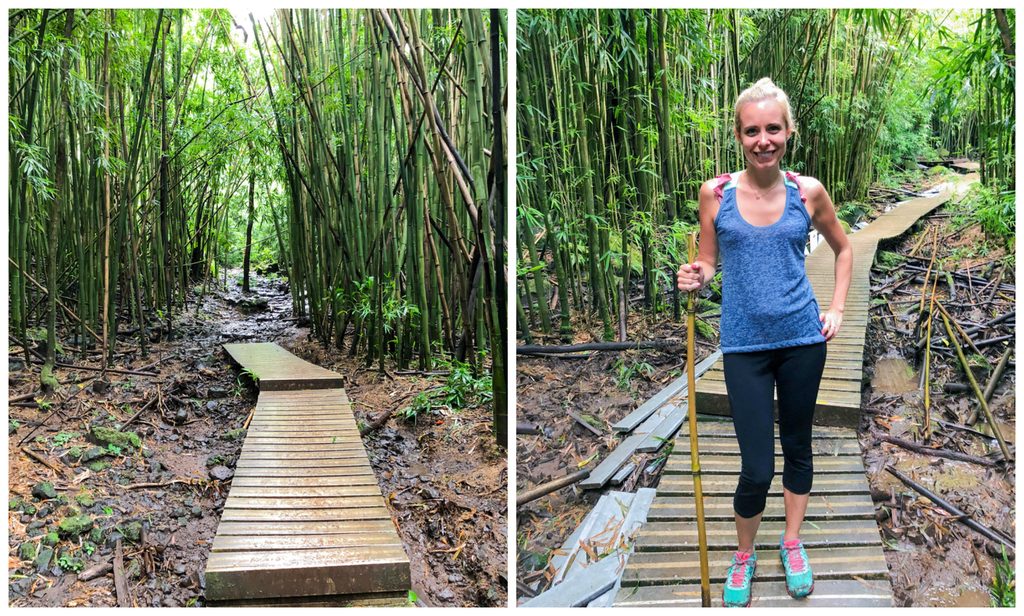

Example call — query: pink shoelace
[782,539,807,573]
[728,551,753,587]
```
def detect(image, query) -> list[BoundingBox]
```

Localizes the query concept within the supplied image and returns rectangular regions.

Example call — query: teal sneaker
[722,550,756,607]
[779,537,814,598]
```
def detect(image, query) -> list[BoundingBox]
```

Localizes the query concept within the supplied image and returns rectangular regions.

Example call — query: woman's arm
[677,180,721,291]
[801,177,852,341]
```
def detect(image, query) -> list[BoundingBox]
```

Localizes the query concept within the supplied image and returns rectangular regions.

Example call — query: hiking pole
[686,232,712,607]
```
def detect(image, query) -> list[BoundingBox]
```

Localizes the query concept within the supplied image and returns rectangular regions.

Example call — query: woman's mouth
[754,150,775,161]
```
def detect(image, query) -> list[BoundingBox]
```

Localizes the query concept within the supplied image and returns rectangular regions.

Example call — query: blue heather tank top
[713,172,825,353]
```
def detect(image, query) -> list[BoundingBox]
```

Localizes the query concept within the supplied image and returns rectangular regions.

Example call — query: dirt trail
[9,271,506,607]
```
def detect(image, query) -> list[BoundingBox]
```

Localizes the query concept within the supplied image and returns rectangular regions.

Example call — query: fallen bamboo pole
[516,469,591,507]
[886,466,1014,550]
[875,434,999,467]
[939,311,1012,462]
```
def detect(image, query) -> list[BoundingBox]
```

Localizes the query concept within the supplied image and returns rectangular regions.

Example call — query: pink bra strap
[712,173,732,202]
[784,171,807,204]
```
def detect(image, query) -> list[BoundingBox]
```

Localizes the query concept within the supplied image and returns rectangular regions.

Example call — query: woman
[676,78,852,607]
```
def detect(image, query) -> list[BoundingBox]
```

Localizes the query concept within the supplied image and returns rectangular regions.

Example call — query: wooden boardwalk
[695,184,958,427]
[205,344,410,603]
[613,417,892,607]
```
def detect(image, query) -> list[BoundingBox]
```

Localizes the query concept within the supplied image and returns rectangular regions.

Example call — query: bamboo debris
[938,311,1012,462]
[886,466,1014,551]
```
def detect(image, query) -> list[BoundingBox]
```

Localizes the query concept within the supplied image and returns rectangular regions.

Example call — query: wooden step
[647,494,876,521]
[635,519,884,551]
[657,472,871,496]
[614,578,893,607]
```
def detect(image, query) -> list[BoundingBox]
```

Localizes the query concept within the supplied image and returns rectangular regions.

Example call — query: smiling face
[735,99,793,170]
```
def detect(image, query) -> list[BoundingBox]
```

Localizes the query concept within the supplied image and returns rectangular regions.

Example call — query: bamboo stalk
[686,232,711,608]
[938,311,1012,462]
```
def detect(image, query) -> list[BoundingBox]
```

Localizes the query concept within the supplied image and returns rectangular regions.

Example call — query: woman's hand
[677,262,705,292]
[819,307,843,341]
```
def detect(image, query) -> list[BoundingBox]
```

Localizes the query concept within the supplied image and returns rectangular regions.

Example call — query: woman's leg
[775,342,827,538]
[723,350,777,550]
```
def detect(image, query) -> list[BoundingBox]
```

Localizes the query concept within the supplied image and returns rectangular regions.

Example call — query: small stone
[191,506,202,518]
[148,460,164,473]
[34,546,54,570]
[10,357,26,372]
[87,461,110,473]
[32,482,57,500]
[19,542,37,561]
[437,588,456,601]
[141,447,155,459]
[10,577,32,596]
[209,466,233,481]
[106,531,124,548]
[208,387,228,399]
[80,447,109,463]
[174,408,188,425]
[121,521,143,543]
[91,379,109,394]
[63,446,84,462]
[174,563,186,575]
[21,514,33,524]
[89,527,104,544]
[36,505,51,518]
[25,519,43,533]
[58,514,94,537]
[206,401,219,412]
[126,558,144,580]
[43,531,60,546]
[9,497,21,510]
[75,491,96,508]
[89,426,141,449]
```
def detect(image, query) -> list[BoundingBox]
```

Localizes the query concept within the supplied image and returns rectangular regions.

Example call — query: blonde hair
[734,78,797,134]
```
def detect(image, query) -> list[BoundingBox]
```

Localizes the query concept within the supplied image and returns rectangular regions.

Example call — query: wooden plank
[220,508,393,522]
[229,476,380,488]
[214,520,399,536]
[647,494,876,521]
[224,496,387,510]
[212,533,403,552]
[636,405,687,452]
[664,454,865,475]
[222,343,344,390]
[227,486,383,498]
[657,472,871,496]
[234,458,373,470]
[612,351,723,433]
[231,467,376,479]
[685,436,863,456]
[613,578,893,607]
[623,546,889,586]
[635,519,884,551]
[676,419,857,439]
[205,546,410,600]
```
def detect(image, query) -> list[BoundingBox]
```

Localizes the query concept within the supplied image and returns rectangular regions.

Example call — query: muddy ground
[516,170,1014,606]
[9,271,506,607]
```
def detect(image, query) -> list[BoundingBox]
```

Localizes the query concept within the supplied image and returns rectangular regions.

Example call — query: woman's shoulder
[786,172,826,197]
[701,173,735,200]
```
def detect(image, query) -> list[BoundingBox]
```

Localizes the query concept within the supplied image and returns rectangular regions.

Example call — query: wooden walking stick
[686,232,712,607]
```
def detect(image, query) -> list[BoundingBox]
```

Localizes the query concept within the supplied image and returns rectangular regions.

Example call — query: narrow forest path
[10,270,507,607]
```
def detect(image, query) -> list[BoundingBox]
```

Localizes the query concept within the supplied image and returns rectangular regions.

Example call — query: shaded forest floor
[9,270,506,608]
[516,169,1015,606]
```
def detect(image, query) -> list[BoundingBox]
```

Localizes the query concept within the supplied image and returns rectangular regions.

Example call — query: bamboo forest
[9,9,507,607]
[517,9,1015,608]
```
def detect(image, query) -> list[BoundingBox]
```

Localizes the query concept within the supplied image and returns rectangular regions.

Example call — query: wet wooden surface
[223,342,344,391]
[695,185,954,427]
[614,415,892,607]
[205,346,410,602]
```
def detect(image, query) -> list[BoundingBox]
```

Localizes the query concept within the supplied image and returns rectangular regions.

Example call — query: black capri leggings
[723,342,827,519]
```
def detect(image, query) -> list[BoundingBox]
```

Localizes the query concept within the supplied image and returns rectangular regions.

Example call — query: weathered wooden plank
[636,405,687,452]
[229,475,380,488]
[657,472,871,496]
[231,467,375,479]
[612,351,723,433]
[635,519,884,551]
[205,545,410,600]
[224,496,387,510]
[223,343,344,391]
[220,508,393,522]
[227,486,383,498]
[676,419,857,439]
[664,454,865,475]
[234,458,374,470]
[684,436,863,456]
[212,533,403,552]
[647,494,876,521]
[613,578,893,607]
[623,545,889,586]
[214,520,399,536]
